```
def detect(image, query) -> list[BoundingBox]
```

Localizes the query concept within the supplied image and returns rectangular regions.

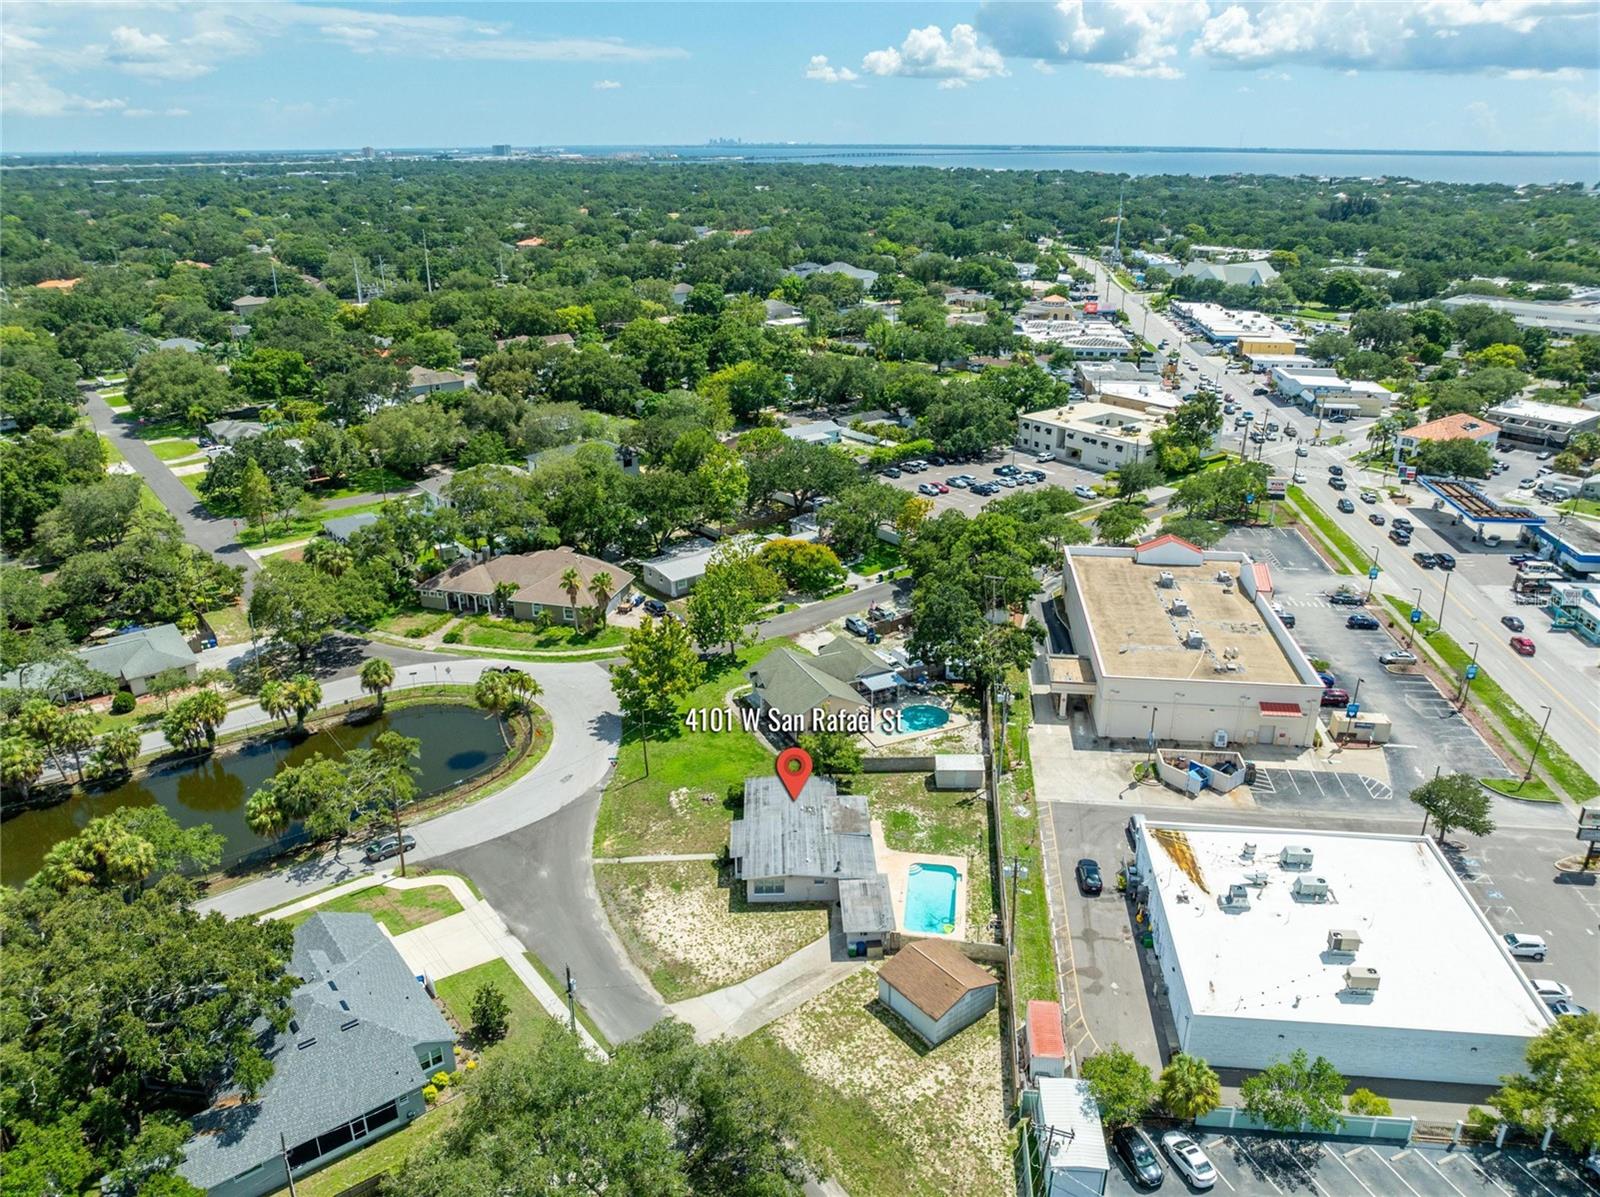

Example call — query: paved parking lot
[1253,767,1393,807]
[1102,1133,1600,1197]
[875,452,1105,516]
[1219,526,1510,798]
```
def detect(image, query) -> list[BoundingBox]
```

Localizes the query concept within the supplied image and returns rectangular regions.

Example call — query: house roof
[1034,1078,1111,1176]
[1403,413,1500,443]
[878,940,996,1020]
[178,913,454,1191]
[421,548,632,609]
[2,623,195,693]
[158,336,205,352]
[1133,533,1204,558]
[729,775,877,883]
[205,418,267,443]
[840,874,895,936]
[407,365,465,387]
[746,645,871,717]
[322,512,380,541]
[639,536,720,584]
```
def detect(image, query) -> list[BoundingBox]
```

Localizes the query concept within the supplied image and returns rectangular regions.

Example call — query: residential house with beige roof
[418,548,633,625]
[877,939,997,1046]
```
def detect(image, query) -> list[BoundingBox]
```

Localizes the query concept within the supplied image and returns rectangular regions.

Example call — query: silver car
[1379,649,1418,666]
[1160,1131,1217,1190]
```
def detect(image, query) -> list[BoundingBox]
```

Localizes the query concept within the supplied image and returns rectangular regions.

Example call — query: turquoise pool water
[899,703,950,732]
[904,863,959,934]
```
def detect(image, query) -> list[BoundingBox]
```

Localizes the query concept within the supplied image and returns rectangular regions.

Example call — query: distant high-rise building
[492,144,512,157]
[361,146,375,159]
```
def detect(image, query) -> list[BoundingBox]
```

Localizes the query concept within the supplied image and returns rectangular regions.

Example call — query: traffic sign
[1410,608,1423,625]
[1345,702,1360,718]
[1465,663,1479,681]
[1245,493,1255,505]
[1368,566,1379,580]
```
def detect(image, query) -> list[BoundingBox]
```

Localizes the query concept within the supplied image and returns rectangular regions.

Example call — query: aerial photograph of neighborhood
[2,3,1598,1195]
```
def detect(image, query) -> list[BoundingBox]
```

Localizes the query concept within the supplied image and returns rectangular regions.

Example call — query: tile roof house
[1397,412,1501,453]
[729,775,878,904]
[744,638,904,732]
[876,939,997,1046]
[177,914,455,1197]
[1,622,196,698]
[418,547,633,625]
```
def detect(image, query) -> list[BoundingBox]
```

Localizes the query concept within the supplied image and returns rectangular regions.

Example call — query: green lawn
[594,639,791,857]
[318,466,417,500]
[1483,777,1561,803]
[284,883,463,935]
[521,951,611,1051]
[180,473,207,498]
[236,499,389,549]
[461,616,627,652]
[851,542,903,576]
[287,1101,461,1197]
[126,416,196,441]
[1559,498,1600,518]
[202,604,253,647]
[434,957,556,1055]
[997,669,1060,1012]
[1287,485,1368,574]
[1380,596,1598,801]
[149,439,203,461]
[102,392,130,410]
[376,603,455,639]
[98,434,124,465]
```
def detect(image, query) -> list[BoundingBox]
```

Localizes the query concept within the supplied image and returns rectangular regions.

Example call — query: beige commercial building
[1015,402,1164,474]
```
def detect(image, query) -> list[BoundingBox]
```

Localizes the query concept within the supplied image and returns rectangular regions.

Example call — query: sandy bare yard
[595,860,830,1001]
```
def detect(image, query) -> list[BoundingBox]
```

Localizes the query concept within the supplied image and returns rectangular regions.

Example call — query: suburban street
[1074,255,1600,784]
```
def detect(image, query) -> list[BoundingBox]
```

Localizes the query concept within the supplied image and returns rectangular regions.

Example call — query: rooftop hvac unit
[1280,845,1314,870]
[1293,875,1330,901]
[1169,598,1190,616]
[1240,842,1257,861]
[1218,884,1251,911]
[1159,571,1176,589]
[1185,628,1205,649]
[1215,571,1232,584]
[1343,966,1380,992]
[1243,870,1269,888]
[1328,929,1362,953]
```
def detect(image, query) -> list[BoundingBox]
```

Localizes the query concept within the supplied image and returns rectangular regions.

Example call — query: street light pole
[1365,544,1381,600]
[1147,706,1159,765]
[1352,677,1364,706]
[1456,641,1479,710]
[1437,568,1453,634]
[1408,587,1423,648]
[1519,705,1553,791]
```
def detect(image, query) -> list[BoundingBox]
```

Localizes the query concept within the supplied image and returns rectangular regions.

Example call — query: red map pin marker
[775,747,813,801]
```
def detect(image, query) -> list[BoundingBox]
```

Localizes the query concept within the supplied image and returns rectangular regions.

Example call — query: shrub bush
[1347,1088,1393,1116]
[421,1084,439,1104]
[443,629,464,644]
[111,691,137,714]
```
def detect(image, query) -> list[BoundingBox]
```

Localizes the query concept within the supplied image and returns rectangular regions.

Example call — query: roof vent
[1169,598,1190,616]
[1219,884,1251,911]
[1328,929,1362,953]
[1293,875,1330,901]
[1280,845,1314,870]
[1344,966,1380,992]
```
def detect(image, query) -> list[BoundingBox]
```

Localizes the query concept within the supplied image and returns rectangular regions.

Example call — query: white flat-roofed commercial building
[1094,380,1182,416]
[1271,367,1393,416]
[1438,294,1600,337]
[1243,351,1317,372]
[1018,320,1132,359]
[1056,537,1324,747]
[1169,300,1292,346]
[1486,397,1600,448]
[1016,402,1163,474]
[1130,817,1552,1085]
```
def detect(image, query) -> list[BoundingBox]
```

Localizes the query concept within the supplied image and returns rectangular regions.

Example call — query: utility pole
[1365,544,1381,600]
[1112,181,1124,265]
[279,1133,298,1197]
[1519,705,1553,790]
[564,966,577,1035]
[1456,641,1480,710]
[1007,853,1020,951]
[423,233,434,294]
[353,256,364,304]
[1437,568,1453,633]
[269,258,280,298]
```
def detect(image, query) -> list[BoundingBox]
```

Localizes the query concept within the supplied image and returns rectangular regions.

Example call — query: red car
[1510,636,1536,656]
[934,482,950,494]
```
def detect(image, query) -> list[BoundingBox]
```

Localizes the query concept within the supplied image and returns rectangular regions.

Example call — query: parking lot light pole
[1437,568,1454,634]
[1365,545,1381,599]
[1519,705,1553,791]
[1456,642,1480,711]
[1352,677,1364,706]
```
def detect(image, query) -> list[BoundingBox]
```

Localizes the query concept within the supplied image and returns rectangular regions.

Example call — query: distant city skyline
[3,2,1597,155]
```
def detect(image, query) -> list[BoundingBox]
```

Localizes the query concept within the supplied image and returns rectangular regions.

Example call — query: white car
[1292,471,1307,484]
[917,482,939,496]
[1504,933,1547,961]
[1073,485,1097,500]
[1533,979,1572,1003]
[1035,450,1055,462]
[1295,445,1309,457]
[1160,1131,1217,1190]
[1379,649,1418,666]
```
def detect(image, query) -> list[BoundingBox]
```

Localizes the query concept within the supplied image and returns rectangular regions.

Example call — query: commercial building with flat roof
[1270,367,1393,416]
[1015,402,1163,474]
[1486,397,1600,448]
[1130,817,1551,1085]
[1169,300,1293,346]
[1438,294,1600,337]
[1058,537,1323,747]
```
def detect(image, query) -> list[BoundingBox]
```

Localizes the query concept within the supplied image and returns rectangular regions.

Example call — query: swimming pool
[899,703,950,733]
[904,863,960,935]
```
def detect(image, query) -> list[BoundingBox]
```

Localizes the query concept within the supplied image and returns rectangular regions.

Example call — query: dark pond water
[1,703,505,886]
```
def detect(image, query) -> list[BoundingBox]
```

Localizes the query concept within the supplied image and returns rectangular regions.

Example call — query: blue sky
[3,2,1596,153]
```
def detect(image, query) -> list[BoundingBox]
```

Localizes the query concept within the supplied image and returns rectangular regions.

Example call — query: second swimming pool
[904,862,960,935]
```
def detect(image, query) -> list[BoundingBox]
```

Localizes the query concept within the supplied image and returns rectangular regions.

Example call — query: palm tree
[57,710,97,783]
[587,571,614,628]
[1158,1052,1222,1121]
[284,674,323,731]
[258,679,293,729]
[304,538,352,578]
[474,671,512,747]
[16,699,70,781]
[492,580,518,617]
[94,726,143,777]
[360,657,396,710]
[559,567,582,618]
[501,668,540,714]
[0,734,46,803]
[190,689,229,748]
[162,704,204,754]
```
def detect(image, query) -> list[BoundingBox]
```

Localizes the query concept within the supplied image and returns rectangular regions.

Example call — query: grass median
[1287,485,1368,575]
[1380,596,1597,802]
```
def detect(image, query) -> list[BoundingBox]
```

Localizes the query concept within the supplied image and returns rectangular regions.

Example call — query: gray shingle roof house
[418,547,634,624]
[1,623,195,698]
[407,365,467,397]
[321,512,380,542]
[788,260,880,287]
[231,295,270,317]
[177,914,455,1197]
[158,336,206,353]
[728,775,877,904]
[743,638,902,733]
[206,418,268,445]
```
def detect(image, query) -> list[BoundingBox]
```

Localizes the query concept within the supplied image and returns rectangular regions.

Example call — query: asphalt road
[1074,256,1600,784]
[753,579,905,639]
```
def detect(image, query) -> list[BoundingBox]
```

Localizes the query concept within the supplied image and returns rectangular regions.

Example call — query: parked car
[1337,498,1356,513]
[1501,615,1525,632]
[1328,592,1365,606]
[1252,387,1269,396]
[1369,513,1386,525]
[1347,613,1380,629]
[641,598,668,617]
[1508,553,1537,565]
[1321,688,1351,708]
[1389,528,1412,545]
[1517,477,1535,488]
[1075,858,1103,896]
[364,833,417,863]
[1073,485,1097,500]
[917,481,939,496]
[1295,445,1309,457]
[1537,449,1556,461]
[1510,635,1536,656]
[1380,649,1419,666]
[934,482,950,494]
[1434,552,1457,570]
[1292,470,1307,484]
[881,466,902,478]
[1412,552,1438,569]
[1160,1132,1217,1191]
[843,615,871,637]
[948,476,971,488]
[1113,1126,1165,1189]
[1533,979,1572,1003]
[1503,933,1547,961]
[1550,999,1591,1018]
[1317,670,1339,687]
[1329,464,1344,477]
[1036,450,1055,462]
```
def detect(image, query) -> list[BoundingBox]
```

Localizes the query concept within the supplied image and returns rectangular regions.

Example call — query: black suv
[1434,552,1457,570]
[1113,1126,1164,1189]
[1412,552,1437,570]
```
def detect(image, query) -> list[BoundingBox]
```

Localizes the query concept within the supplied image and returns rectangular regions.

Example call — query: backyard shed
[1033,1077,1110,1197]
[933,754,985,790]
[839,873,895,956]
[1025,1000,1067,1080]
[877,940,997,1047]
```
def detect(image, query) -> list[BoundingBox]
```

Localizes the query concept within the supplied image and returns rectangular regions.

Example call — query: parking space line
[1403,1150,1475,1197]
[1324,1146,1381,1197]
[1345,1147,1426,1197]
[1487,1150,1563,1197]
[1223,1138,1288,1196]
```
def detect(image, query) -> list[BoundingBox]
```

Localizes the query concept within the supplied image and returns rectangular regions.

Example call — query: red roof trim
[1252,563,1274,595]
[1259,701,1303,717]
[1026,1000,1065,1058]
[1136,533,1203,554]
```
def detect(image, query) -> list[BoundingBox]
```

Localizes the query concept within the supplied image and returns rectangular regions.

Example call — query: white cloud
[593,79,622,90]
[860,23,1007,85]
[0,70,126,117]
[123,106,189,118]
[978,0,1600,77]
[805,54,858,84]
